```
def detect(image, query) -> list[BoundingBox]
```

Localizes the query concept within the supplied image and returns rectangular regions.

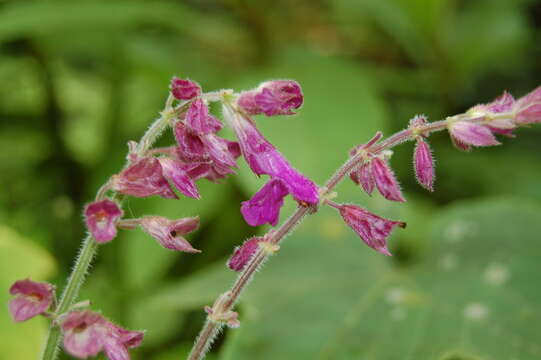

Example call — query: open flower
[336,204,405,256]
[140,216,200,252]
[8,279,54,322]
[84,199,123,243]
[158,158,200,199]
[241,179,289,226]
[112,157,177,199]
[237,80,303,116]
[61,310,144,360]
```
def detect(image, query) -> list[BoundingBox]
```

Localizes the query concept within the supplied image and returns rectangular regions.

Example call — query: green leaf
[220,198,541,359]
[0,226,56,359]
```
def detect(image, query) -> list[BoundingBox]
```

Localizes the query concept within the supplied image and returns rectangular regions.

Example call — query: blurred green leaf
[220,198,541,359]
[0,225,56,359]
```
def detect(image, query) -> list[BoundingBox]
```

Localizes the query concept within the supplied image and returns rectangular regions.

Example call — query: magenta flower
[228,237,263,272]
[170,77,201,100]
[337,204,406,256]
[84,199,123,243]
[350,161,375,196]
[61,310,144,360]
[140,216,200,252]
[237,80,303,116]
[222,105,318,205]
[515,86,541,124]
[112,157,177,199]
[371,157,405,202]
[449,121,500,147]
[158,158,200,199]
[8,279,54,322]
[413,138,435,191]
[185,99,223,135]
[241,179,289,226]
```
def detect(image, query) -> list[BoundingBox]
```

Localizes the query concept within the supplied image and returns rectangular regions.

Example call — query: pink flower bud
[112,157,178,199]
[371,157,405,202]
[241,179,289,226]
[158,158,200,199]
[185,99,223,135]
[515,86,541,124]
[350,161,375,196]
[228,237,263,272]
[409,114,428,127]
[170,77,201,100]
[8,279,54,322]
[337,204,405,256]
[140,216,200,253]
[413,138,435,191]
[237,80,303,116]
[61,310,144,360]
[449,121,500,147]
[84,199,123,243]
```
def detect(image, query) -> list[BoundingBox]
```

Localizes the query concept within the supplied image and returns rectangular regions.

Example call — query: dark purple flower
[185,99,223,135]
[371,157,405,202]
[227,237,263,272]
[241,179,289,226]
[140,216,200,252]
[84,199,123,243]
[61,310,144,360]
[449,121,500,147]
[222,105,318,205]
[337,204,405,256]
[515,86,541,124]
[170,77,201,100]
[413,138,435,191]
[237,80,304,116]
[112,157,178,199]
[8,279,54,322]
[158,158,200,199]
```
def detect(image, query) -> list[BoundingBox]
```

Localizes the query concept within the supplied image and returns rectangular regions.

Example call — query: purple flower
[241,179,289,226]
[61,310,144,360]
[237,80,304,116]
[170,77,201,100]
[8,279,54,322]
[158,158,200,199]
[222,105,318,205]
[337,204,406,256]
[350,162,375,196]
[413,138,435,191]
[112,157,178,199]
[140,216,200,252]
[371,157,405,202]
[228,237,263,272]
[84,199,123,243]
[515,86,541,124]
[185,99,223,135]
[449,121,500,147]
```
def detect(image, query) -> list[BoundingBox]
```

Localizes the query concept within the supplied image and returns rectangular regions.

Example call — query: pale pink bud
[449,121,500,147]
[515,86,541,124]
[140,216,200,253]
[8,279,54,322]
[337,204,405,256]
[413,138,435,191]
[371,157,405,202]
[170,77,201,100]
[84,199,123,243]
[227,237,262,272]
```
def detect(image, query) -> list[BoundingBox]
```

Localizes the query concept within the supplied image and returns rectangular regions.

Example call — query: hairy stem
[187,117,453,360]
[41,95,178,360]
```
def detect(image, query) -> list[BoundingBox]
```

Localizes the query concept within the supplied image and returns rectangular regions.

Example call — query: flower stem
[40,95,180,360]
[187,117,454,360]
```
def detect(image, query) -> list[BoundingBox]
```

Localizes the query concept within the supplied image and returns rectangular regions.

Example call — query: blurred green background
[2,0,541,359]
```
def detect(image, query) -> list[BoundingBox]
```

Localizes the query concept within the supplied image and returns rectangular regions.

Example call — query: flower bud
[337,204,405,256]
[228,237,263,272]
[515,86,541,124]
[170,77,201,100]
[237,80,303,116]
[350,161,375,196]
[84,199,123,243]
[371,157,405,202]
[8,279,55,322]
[185,99,223,135]
[413,138,435,191]
[449,121,500,147]
[140,216,200,253]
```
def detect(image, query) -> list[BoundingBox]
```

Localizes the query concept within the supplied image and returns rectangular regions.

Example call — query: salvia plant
[8,76,541,360]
